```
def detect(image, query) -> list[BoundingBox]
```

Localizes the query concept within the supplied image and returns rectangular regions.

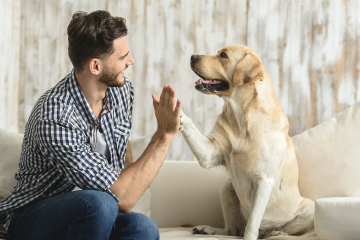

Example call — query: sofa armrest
[315,197,360,240]
[150,160,228,228]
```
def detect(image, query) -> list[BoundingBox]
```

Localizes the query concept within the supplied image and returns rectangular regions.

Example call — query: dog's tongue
[195,79,222,85]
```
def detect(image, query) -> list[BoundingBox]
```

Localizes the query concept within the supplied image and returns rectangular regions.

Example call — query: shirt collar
[68,69,113,125]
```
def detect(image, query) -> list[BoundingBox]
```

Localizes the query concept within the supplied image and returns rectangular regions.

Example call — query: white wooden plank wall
[0,0,359,160]
[247,0,360,136]
[0,0,21,133]
[18,0,110,131]
[120,0,248,160]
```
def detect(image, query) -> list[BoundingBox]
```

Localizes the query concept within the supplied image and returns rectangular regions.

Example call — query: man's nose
[129,54,135,65]
[191,54,199,63]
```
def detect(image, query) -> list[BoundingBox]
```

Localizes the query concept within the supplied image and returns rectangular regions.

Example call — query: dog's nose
[191,54,199,63]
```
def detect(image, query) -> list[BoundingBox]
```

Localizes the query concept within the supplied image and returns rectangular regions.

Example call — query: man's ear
[88,58,101,76]
[231,50,264,87]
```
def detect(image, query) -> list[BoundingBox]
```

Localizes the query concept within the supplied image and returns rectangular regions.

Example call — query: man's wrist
[153,130,175,144]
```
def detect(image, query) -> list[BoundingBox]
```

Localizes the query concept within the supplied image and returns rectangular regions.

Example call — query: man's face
[99,36,135,87]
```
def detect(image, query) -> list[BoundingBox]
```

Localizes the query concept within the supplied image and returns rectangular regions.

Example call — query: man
[0,10,181,240]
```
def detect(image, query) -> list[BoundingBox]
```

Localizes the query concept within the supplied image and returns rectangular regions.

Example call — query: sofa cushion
[150,161,229,228]
[0,128,23,201]
[292,100,360,200]
[128,134,153,162]
[315,197,360,240]
[132,187,151,217]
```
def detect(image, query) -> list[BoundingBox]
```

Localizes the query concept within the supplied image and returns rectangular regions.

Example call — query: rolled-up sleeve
[37,119,120,202]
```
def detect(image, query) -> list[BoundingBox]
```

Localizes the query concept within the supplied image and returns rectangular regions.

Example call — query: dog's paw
[179,110,191,131]
[261,231,288,239]
[193,225,216,235]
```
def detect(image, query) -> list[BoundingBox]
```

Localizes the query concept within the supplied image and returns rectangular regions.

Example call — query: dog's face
[190,44,264,96]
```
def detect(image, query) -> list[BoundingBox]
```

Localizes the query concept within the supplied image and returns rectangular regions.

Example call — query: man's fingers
[159,86,167,107]
[168,86,176,110]
[174,99,182,116]
[164,86,171,107]
[152,94,159,104]
[152,94,159,112]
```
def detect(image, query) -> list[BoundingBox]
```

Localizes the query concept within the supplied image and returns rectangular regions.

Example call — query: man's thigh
[8,190,118,240]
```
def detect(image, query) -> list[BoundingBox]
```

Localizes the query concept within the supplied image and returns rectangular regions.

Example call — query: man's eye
[220,52,228,59]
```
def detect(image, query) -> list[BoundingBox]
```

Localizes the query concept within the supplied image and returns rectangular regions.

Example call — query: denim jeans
[7,190,159,240]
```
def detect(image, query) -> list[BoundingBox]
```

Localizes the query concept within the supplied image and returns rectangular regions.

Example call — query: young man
[0,10,181,240]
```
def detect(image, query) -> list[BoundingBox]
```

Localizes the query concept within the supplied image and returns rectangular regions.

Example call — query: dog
[179,45,314,240]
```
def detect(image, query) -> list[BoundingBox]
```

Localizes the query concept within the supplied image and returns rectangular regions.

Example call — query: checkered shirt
[0,69,134,230]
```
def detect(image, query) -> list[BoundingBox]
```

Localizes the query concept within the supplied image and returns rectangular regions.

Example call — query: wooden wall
[0,0,21,133]
[1,0,359,160]
[248,0,360,136]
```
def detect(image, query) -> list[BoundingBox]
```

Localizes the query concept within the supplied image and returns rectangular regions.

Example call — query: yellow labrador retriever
[179,45,314,239]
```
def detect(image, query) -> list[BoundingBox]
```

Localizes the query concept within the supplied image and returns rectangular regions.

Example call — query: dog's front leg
[180,110,222,168]
[244,179,275,240]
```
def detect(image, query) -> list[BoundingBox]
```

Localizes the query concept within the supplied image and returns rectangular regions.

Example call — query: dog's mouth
[192,69,229,93]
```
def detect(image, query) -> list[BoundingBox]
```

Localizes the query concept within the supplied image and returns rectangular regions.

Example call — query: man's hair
[67,10,127,73]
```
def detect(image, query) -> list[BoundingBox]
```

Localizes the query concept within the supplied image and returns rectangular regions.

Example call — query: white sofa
[1,100,360,240]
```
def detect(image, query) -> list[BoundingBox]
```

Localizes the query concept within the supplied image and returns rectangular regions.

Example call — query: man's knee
[120,212,159,239]
[74,190,118,225]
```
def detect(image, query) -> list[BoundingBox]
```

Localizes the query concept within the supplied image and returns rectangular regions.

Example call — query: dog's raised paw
[193,225,216,235]
[179,110,190,131]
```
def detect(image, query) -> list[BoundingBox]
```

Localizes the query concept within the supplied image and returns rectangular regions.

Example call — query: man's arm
[109,85,181,213]
[124,141,133,168]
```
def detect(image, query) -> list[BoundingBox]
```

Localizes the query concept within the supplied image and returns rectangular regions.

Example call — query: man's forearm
[110,85,181,212]
[124,141,133,168]
[109,131,173,212]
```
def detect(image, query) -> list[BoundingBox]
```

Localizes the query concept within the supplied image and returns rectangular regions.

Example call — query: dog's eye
[220,52,228,59]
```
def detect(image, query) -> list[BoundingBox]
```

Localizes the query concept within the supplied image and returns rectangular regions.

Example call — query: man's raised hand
[152,85,181,140]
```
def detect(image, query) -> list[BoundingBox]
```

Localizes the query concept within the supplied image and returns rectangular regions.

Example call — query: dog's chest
[225,150,281,209]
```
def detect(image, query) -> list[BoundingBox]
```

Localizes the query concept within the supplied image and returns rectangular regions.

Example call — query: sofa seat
[159,227,318,239]
[315,197,360,240]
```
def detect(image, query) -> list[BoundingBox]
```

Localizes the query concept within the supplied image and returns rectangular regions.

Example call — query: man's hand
[110,86,182,213]
[152,85,181,139]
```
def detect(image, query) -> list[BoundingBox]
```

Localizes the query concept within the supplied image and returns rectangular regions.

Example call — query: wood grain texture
[0,0,359,160]
[0,0,21,133]
[247,0,360,136]
[18,0,109,132]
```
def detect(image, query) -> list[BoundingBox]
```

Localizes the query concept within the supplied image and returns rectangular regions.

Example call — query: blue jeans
[7,190,159,240]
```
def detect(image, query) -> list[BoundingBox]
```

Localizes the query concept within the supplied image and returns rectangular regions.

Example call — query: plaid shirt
[0,69,134,229]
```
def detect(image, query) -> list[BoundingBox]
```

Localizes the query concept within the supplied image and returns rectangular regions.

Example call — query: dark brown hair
[67,10,127,73]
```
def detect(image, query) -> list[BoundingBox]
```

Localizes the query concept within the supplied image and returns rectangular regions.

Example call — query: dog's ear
[231,50,264,87]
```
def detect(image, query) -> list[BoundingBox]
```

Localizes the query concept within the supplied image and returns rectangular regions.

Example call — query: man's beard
[99,66,126,87]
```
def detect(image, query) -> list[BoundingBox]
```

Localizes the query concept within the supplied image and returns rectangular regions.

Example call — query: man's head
[67,10,134,87]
